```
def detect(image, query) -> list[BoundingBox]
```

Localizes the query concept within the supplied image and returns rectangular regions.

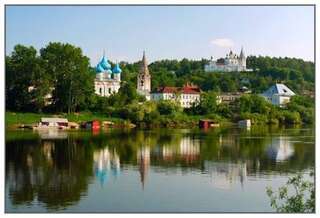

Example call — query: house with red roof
[151,83,201,108]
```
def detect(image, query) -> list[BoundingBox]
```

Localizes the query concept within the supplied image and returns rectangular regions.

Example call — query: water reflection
[93,148,120,186]
[204,161,247,189]
[137,146,150,189]
[6,135,93,210]
[37,129,68,140]
[152,136,200,162]
[266,137,294,162]
[5,126,315,212]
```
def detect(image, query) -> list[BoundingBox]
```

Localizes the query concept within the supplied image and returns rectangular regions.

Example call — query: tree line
[6,42,315,126]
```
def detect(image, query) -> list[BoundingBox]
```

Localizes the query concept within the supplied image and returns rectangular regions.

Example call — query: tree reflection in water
[5,126,314,211]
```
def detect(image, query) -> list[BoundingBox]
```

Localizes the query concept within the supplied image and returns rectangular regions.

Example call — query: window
[99,88,102,94]
[109,88,112,94]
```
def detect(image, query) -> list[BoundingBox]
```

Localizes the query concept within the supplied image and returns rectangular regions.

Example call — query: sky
[5,5,314,66]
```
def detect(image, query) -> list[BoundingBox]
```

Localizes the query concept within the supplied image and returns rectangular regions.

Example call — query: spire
[142,50,147,66]
[140,50,150,75]
[240,46,245,59]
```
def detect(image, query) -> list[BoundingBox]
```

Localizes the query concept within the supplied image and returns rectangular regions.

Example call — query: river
[5,126,315,212]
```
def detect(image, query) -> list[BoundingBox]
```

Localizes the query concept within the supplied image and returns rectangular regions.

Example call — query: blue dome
[106,69,112,74]
[112,63,122,74]
[100,56,111,70]
[96,63,104,73]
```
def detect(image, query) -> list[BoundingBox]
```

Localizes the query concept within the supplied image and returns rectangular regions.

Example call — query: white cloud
[210,38,234,48]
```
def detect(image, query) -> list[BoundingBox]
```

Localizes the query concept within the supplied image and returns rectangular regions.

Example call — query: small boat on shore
[199,119,220,129]
[33,118,69,130]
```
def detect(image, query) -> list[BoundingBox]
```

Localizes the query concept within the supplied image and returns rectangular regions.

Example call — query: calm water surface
[5,126,314,212]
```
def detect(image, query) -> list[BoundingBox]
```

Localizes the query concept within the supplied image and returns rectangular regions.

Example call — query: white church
[94,53,122,97]
[204,47,252,72]
[94,51,152,99]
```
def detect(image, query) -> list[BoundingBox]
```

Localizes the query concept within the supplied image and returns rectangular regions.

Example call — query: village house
[261,83,295,107]
[151,83,201,108]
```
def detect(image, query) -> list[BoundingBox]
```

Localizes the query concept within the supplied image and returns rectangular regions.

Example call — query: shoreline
[6,111,310,131]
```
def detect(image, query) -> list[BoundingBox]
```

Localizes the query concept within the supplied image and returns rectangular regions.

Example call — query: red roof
[180,86,201,94]
[155,86,178,93]
[154,84,201,94]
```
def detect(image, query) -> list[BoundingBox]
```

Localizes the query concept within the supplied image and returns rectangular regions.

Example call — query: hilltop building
[261,83,295,107]
[94,53,122,97]
[151,83,201,108]
[137,51,151,100]
[204,47,251,72]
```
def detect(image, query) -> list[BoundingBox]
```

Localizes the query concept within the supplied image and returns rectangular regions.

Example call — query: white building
[261,83,295,107]
[151,83,201,108]
[94,54,122,97]
[205,47,252,72]
[137,51,151,100]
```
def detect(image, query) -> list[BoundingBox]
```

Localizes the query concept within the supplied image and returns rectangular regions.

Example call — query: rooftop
[153,84,201,94]
[262,83,296,96]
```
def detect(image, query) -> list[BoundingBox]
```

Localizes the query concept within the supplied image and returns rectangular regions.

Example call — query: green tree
[157,100,181,115]
[117,82,140,105]
[40,42,94,113]
[190,91,217,115]
[6,45,49,112]
[237,94,271,114]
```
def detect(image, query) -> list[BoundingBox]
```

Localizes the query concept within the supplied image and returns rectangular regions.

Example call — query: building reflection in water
[93,148,120,186]
[42,141,55,166]
[204,161,247,190]
[36,129,68,140]
[154,136,200,162]
[137,146,150,189]
[266,136,294,162]
[179,137,200,162]
[137,136,200,188]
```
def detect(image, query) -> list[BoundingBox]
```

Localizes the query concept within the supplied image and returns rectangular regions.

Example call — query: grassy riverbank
[5,111,234,129]
[5,112,125,128]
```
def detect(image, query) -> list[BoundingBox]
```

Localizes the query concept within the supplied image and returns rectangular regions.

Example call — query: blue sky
[6,5,314,65]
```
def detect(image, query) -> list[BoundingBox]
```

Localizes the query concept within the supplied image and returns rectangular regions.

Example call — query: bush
[237,94,272,114]
[157,100,181,115]
[266,172,315,213]
[281,111,301,124]
[240,112,268,124]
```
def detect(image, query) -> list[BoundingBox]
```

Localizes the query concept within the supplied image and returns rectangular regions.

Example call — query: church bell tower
[137,51,151,98]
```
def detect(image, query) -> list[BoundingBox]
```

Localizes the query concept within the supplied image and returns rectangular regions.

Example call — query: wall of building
[151,93,200,108]
[94,81,121,97]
